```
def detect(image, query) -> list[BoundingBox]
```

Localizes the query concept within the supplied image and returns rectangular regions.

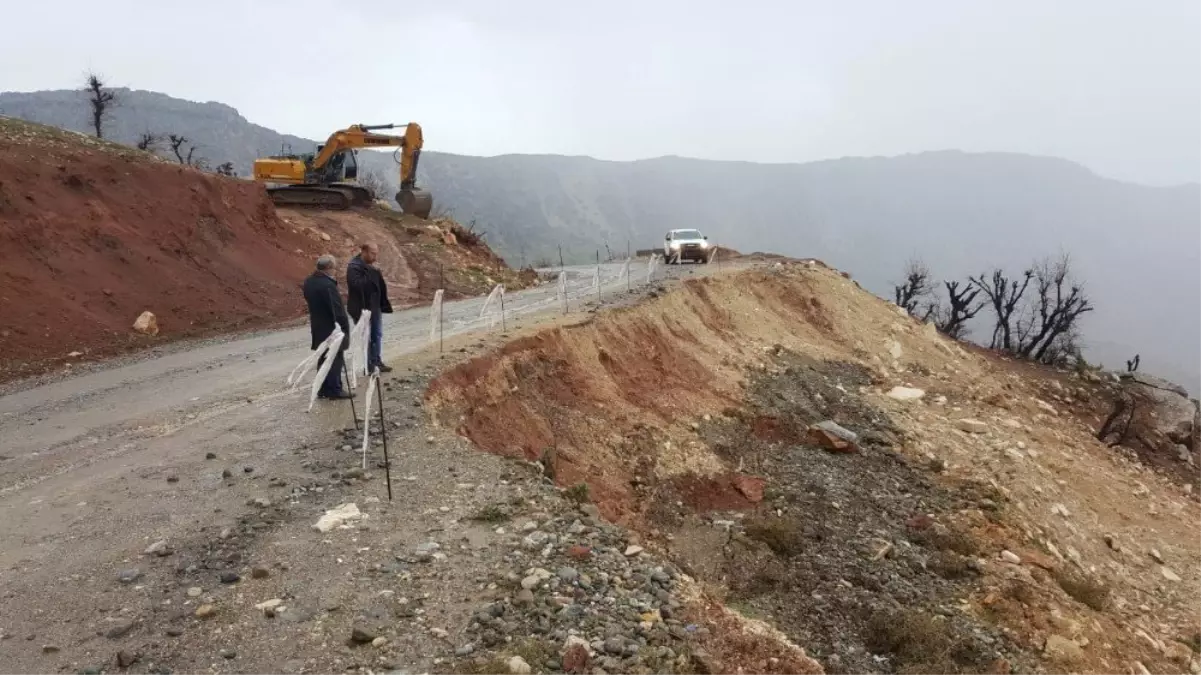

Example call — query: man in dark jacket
[302,254,352,399]
[346,243,394,373]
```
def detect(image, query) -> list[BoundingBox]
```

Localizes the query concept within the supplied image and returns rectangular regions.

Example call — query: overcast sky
[2,0,1198,184]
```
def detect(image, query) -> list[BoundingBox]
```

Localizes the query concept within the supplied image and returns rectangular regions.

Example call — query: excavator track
[266,185,355,210]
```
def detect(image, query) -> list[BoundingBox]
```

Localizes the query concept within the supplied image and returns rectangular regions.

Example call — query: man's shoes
[319,391,354,400]
[377,364,394,373]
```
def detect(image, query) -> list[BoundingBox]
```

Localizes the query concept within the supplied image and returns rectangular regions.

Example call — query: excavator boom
[252,122,433,218]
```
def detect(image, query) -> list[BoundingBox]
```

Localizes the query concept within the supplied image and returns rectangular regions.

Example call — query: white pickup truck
[663,228,712,264]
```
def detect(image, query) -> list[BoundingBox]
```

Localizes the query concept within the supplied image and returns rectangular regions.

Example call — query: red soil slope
[0,119,322,380]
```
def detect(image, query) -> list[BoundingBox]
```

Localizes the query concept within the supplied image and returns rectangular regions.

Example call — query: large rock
[1102,373,1199,453]
[132,311,159,336]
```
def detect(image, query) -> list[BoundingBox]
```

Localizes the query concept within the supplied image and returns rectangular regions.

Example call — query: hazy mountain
[2,88,1197,392]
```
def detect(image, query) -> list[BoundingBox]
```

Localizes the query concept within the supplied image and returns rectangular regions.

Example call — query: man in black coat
[346,243,394,373]
[302,254,352,399]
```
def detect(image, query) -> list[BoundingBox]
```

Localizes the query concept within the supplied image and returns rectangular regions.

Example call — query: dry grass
[1052,568,1111,611]
[469,504,510,523]
[908,524,980,557]
[446,639,553,674]
[564,482,590,504]
[866,609,985,674]
[928,551,974,580]
[744,516,805,557]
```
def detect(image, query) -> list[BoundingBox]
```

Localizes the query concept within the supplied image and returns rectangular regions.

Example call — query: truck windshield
[673,230,703,239]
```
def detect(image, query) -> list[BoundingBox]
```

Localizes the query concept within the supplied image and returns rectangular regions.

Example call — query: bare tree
[1016,255,1094,363]
[214,162,236,177]
[135,131,160,152]
[167,134,189,163]
[894,258,934,316]
[355,168,388,199]
[1126,354,1140,372]
[970,267,1034,350]
[931,280,985,339]
[83,73,117,139]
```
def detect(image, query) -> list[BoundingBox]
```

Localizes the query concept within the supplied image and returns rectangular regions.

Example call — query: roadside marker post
[343,362,360,429]
[375,372,393,501]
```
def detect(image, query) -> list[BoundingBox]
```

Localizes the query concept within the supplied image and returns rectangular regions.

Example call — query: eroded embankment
[428,264,1201,675]
[426,264,1016,673]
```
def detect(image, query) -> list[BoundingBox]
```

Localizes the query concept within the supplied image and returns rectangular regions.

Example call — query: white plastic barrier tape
[287,325,342,391]
[428,289,444,343]
[557,271,568,313]
[479,284,506,328]
[346,310,371,388]
[621,257,632,288]
[360,369,380,469]
[307,325,346,412]
[647,254,658,281]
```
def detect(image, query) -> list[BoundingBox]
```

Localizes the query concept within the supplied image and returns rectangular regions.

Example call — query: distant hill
[2,87,1197,391]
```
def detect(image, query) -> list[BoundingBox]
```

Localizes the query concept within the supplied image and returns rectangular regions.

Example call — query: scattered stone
[313,503,362,532]
[350,625,378,644]
[557,567,579,582]
[255,598,283,612]
[205,452,216,460]
[455,644,476,657]
[624,545,644,557]
[1149,549,1165,564]
[117,568,142,584]
[506,655,532,675]
[604,637,625,655]
[220,649,236,660]
[1043,634,1083,664]
[431,627,449,639]
[807,425,857,452]
[1000,550,1022,564]
[521,574,543,590]
[105,619,138,639]
[1103,534,1120,552]
[514,589,535,605]
[414,541,441,562]
[814,420,859,444]
[219,571,240,584]
[143,540,171,557]
[1051,503,1071,518]
[42,644,60,654]
[194,604,216,619]
[732,474,766,502]
[132,311,159,336]
[955,418,988,434]
[567,545,592,561]
[562,636,592,674]
[522,530,549,549]
[521,520,539,532]
[166,475,179,483]
[251,567,270,579]
[1161,567,1182,582]
[886,386,925,401]
[186,587,202,598]
[372,637,388,648]
[116,650,137,668]
[221,469,232,479]
[251,497,271,508]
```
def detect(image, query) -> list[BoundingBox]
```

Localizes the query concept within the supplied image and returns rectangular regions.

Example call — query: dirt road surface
[0,260,723,673]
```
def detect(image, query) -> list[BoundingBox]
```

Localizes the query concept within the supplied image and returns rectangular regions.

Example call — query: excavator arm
[309,123,431,216]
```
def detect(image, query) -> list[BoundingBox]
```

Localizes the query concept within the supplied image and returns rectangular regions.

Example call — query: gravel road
[0,258,722,673]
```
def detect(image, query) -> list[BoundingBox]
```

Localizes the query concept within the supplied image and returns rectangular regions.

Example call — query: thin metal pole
[376,380,393,501]
[499,289,507,332]
[438,264,445,354]
[558,244,564,270]
[343,360,359,429]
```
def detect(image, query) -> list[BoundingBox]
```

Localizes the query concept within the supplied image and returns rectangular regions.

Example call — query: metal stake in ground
[374,378,393,501]
[499,288,507,332]
[343,361,360,429]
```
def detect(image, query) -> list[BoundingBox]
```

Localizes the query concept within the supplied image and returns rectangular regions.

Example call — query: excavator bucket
[397,188,433,219]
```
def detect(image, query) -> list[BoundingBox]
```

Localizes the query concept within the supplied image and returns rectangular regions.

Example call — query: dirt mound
[0,118,535,382]
[277,208,538,305]
[0,118,323,379]
[428,262,1201,673]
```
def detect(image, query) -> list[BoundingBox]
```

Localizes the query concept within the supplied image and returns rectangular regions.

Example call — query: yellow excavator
[252,123,433,218]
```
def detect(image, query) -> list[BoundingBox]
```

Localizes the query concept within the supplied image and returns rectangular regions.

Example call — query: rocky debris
[807,424,857,452]
[187,587,203,597]
[507,655,532,674]
[813,419,859,444]
[132,311,159,336]
[117,568,142,584]
[1161,567,1182,582]
[955,418,989,434]
[886,386,926,401]
[194,604,216,619]
[220,648,237,659]
[1043,634,1084,664]
[1000,550,1022,564]
[205,452,216,460]
[143,539,171,557]
[350,625,378,644]
[312,502,362,532]
[1149,548,1165,564]
[414,541,441,562]
[115,650,137,668]
[104,618,138,639]
[251,566,270,579]
[454,504,698,674]
[219,571,240,584]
